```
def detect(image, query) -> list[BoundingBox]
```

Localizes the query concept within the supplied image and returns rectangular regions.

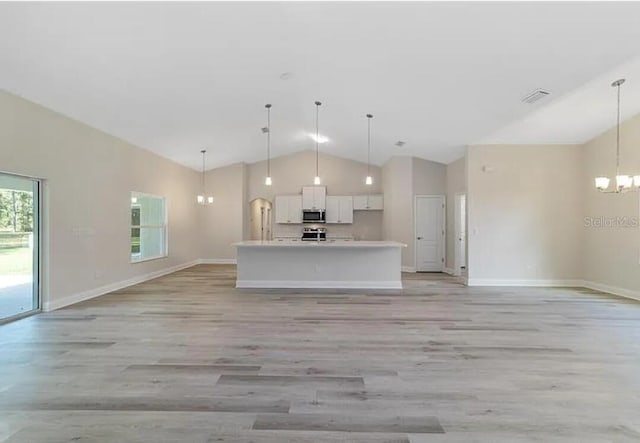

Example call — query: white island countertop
[234,240,406,248]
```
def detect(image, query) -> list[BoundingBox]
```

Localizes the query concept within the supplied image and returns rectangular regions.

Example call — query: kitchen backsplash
[272,211,383,240]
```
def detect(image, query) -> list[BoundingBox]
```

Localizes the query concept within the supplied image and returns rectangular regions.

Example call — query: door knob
[417,236,423,240]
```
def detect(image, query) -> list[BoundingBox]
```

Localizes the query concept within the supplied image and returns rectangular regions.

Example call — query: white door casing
[454,193,466,276]
[454,194,467,275]
[415,195,445,272]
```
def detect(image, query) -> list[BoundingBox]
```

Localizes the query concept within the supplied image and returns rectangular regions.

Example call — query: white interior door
[454,193,466,276]
[415,195,444,272]
[265,206,272,240]
[250,198,272,240]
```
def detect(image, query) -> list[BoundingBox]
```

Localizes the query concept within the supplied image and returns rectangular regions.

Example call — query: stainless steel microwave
[302,209,326,223]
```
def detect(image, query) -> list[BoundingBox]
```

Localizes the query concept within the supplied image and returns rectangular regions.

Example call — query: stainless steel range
[301,227,326,241]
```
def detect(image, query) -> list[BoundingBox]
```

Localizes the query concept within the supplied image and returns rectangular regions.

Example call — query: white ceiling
[480,55,640,145]
[2,2,640,170]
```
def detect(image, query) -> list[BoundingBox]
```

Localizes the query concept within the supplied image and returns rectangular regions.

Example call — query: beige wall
[248,150,384,241]
[201,163,247,260]
[466,144,583,283]
[200,150,386,260]
[413,157,447,195]
[582,113,640,295]
[203,151,448,264]
[383,156,447,269]
[0,90,202,309]
[445,157,466,270]
[466,132,640,296]
[12,83,634,301]
[382,157,413,267]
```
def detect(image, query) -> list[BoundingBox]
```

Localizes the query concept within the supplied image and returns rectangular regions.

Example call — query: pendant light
[197,149,214,205]
[314,101,322,185]
[264,104,273,186]
[365,113,373,185]
[595,79,640,193]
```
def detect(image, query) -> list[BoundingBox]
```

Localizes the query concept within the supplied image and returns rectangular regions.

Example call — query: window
[131,192,167,262]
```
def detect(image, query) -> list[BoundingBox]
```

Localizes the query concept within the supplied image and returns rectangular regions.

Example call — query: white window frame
[130,191,168,263]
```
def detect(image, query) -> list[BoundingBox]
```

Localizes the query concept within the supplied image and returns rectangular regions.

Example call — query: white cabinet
[326,196,353,224]
[353,194,384,210]
[302,186,326,210]
[275,195,302,224]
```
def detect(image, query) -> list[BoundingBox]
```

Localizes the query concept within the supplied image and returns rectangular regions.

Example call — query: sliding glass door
[0,173,39,321]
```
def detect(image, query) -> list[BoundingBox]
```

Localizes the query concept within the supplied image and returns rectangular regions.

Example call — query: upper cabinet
[275,195,302,224]
[276,190,380,224]
[326,196,353,224]
[353,194,384,211]
[302,186,326,210]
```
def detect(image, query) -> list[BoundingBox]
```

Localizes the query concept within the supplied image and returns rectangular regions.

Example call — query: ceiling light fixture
[365,114,373,185]
[314,101,322,185]
[197,149,214,205]
[309,133,329,144]
[595,79,640,193]
[264,104,272,186]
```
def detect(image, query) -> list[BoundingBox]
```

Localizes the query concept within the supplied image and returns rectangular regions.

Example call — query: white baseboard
[581,280,640,302]
[449,277,639,302]
[466,278,584,287]
[236,280,403,290]
[200,258,237,264]
[43,260,200,312]
[404,266,456,274]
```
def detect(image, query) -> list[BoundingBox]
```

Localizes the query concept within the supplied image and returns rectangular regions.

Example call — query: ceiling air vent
[395,141,406,148]
[521,88,551,104]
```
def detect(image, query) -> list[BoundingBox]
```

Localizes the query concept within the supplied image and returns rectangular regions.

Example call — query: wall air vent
[521,89,551,104]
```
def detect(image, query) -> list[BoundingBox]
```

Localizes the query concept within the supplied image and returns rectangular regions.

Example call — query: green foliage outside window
[0,190,33,233]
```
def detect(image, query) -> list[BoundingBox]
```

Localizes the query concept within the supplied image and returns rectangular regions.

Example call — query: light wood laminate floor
[1,264,640,442]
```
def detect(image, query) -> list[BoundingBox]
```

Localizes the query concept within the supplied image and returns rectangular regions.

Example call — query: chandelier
[595,79,640,193]
[197,149,213,205]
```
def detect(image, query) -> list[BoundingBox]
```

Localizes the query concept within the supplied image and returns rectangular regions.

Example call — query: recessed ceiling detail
[2,2,640,169]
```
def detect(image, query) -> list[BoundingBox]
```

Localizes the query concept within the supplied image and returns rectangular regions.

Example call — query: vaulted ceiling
[2,2,640,170]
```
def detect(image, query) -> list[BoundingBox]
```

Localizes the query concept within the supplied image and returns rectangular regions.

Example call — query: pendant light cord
[616,82,621,175]
[315,102,320,178]
[367,114,373,176]
[266,104,271,177]
[201,149,206,191]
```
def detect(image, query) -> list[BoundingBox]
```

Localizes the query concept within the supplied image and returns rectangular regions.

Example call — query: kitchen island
[233,240,406,289]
